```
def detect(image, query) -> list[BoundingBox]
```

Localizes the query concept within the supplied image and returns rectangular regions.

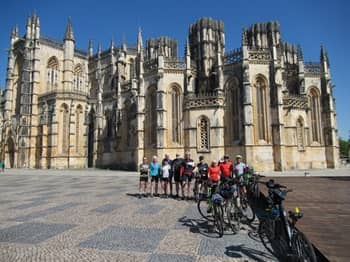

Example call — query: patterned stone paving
[0,170,278,261]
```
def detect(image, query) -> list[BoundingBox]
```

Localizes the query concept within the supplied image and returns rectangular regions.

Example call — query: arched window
[75,105,83,154]
[309,88,321,143]
[60,104,69,154]
[145,86,157,147]
[255,76,268,141]
[197,116,210,152]
[47,57,59,88]
[225,77,240,143]
[73,64,83,90]
[296,117,305,151]
[171,86,181,143]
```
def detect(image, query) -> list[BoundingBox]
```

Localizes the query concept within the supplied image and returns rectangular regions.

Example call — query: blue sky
[0,0,349,139]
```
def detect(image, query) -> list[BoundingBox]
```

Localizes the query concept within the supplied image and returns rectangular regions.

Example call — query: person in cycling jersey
[234,154,246,177]
[171,153,182,198]
[138,156,149,198]
[180,152,195,200]
[194,155,209,197]
[160,158,171,197]
[208,159,221,194]
[219,154,233,182]
[149,155,161,197]
[163,154,173,196]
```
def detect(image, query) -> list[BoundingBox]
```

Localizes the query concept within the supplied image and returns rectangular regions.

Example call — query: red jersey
[219,161,233,177]
[208,165,221,182]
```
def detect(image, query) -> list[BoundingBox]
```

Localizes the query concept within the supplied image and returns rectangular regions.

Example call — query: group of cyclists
[138,152,248,200]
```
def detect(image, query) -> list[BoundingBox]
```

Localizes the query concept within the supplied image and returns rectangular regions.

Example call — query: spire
[110,37,115,54]
[122,34,127,53]
[88,39,93,57]
[185,37,190,56]
[320,44,329,67]
[64,17,74,42]
[297,44,303,60]
[35,15,40,27]
[97,43,102,56]
[137,27,143,53]
[11,26,18,39]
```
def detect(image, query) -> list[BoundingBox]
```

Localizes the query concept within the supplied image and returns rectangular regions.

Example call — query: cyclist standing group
[138,152,248,199]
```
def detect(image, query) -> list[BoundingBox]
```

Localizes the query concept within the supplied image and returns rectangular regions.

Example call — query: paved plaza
[0,169,278,262]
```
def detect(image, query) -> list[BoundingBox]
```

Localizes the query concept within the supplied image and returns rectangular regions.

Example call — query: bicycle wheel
[291,230,317,262]
[213,203,225,237]
[225,199,240,233]
[240,197,255,223]
[197,198,214,222]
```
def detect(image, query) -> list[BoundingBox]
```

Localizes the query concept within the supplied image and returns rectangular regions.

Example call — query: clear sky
[0,0,349,139]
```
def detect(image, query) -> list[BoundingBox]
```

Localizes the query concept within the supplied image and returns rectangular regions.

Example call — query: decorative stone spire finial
[64,17,74,42]
[185,37,190,56]
[137,27,143,53]
[88,39,93,57]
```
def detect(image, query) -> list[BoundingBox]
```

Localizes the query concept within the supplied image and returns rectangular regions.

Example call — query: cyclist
[138,156,149,198]
[149,155,161,197]
[160,158,171,197]
[163,154,173,196]
[180,152,195,200]
[194,155,209,198]
[233,154,247,195]
[171,153,183,198]
[208,160,221,194]
[233,154,247,178]
[219,155,233,182]
[207,160,221,213]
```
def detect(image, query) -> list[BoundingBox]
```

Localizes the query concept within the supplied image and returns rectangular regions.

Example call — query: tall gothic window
[73,64,83,90]
[145,86,157,147]
[171,86,181,143]
[309,88,321,143]
[255,77,268,141]
[129,59,135,79]
[225,77,240,144]
[296,117,305,151]
[75,105,83,154]
[60,104,69,154]
[197,116,210,151]
[47,57,59,88]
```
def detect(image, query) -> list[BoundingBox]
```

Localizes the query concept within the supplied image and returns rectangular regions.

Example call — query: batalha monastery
[0,15,339,171]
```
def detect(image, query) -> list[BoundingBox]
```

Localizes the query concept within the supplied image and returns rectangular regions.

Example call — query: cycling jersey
[181,159,195,176]
[197,162,209,179]
[139,163,149,177]
[208,165,221,182]
[234,162,246,176]
[149,162,161,177]
[219,161,233,178]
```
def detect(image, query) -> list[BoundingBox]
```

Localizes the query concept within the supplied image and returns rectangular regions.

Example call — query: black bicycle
[258,179,317,262]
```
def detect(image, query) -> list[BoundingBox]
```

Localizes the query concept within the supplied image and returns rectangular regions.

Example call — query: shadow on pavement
[225,244,276,262]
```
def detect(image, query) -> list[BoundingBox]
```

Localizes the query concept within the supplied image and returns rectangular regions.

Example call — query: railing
[185,91,225,109]
[164,57,186,69]
[224,48,242,64]
[304,62,321,74]
[283,93,308,109]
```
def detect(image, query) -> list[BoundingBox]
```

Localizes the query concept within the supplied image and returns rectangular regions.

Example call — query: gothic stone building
[0,15,339,171]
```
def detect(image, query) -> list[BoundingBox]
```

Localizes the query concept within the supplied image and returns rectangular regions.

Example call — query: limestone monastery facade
[0,15,339,171]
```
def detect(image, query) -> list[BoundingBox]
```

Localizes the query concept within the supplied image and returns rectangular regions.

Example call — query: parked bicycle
[258,179,317,262]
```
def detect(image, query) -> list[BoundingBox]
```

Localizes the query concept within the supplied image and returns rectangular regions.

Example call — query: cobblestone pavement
[0,171,278,262]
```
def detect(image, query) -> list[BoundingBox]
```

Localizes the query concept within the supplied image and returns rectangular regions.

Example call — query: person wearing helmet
[193,155,209,199]
[219,154,233,182]
[180,152,195,200]
[234,154,246,177]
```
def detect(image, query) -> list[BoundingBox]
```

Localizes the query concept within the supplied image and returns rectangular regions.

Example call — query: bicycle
[235,175,255,223]
[258,179,317,262]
